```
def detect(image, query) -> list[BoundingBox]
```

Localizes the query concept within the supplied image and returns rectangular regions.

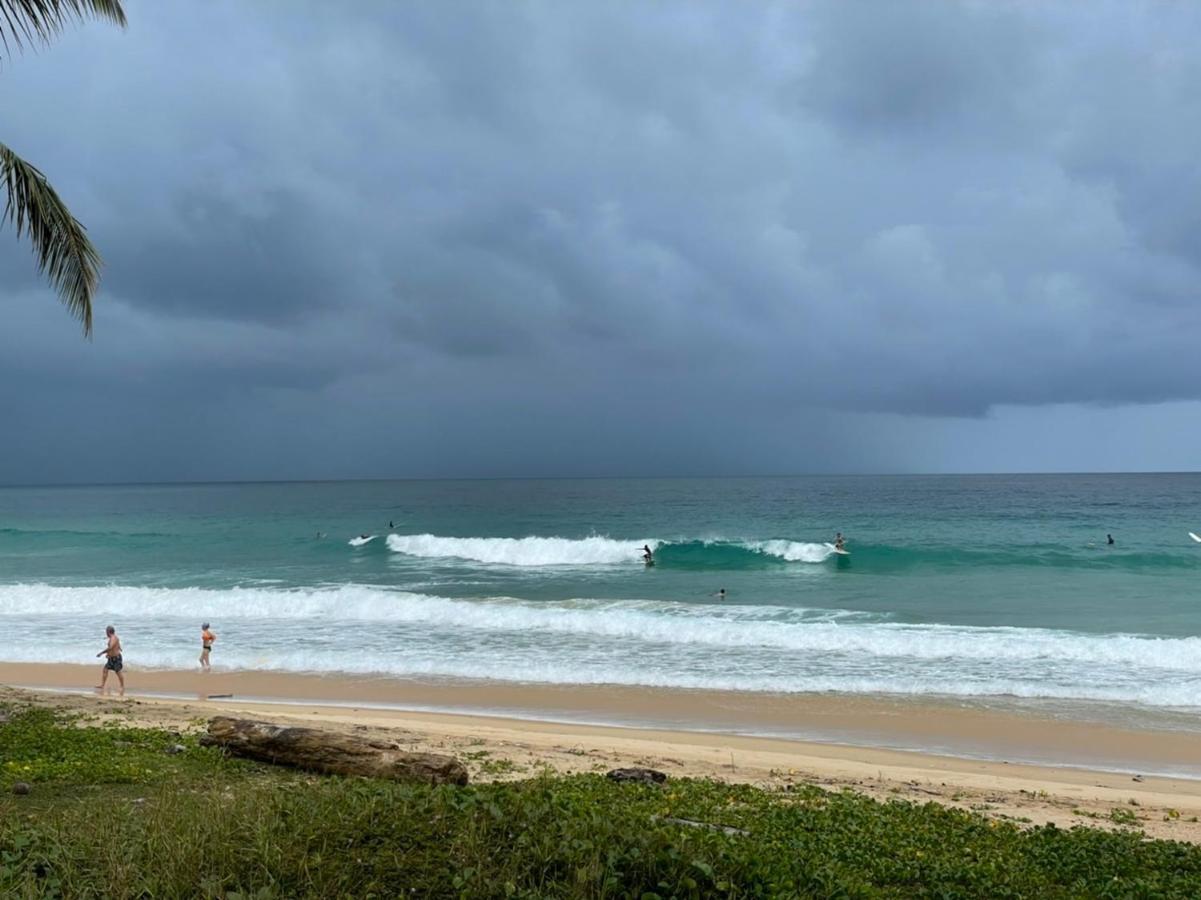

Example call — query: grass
[3,706,1201,898]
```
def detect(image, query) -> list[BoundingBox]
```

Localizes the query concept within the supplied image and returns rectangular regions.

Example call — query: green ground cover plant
[3,705,1201,898]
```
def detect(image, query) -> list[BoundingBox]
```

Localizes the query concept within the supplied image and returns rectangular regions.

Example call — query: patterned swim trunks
[104,654,123,672]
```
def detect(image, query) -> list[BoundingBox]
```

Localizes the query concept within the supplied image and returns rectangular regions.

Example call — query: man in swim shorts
[95,625,124,696]
[200,622,216,671]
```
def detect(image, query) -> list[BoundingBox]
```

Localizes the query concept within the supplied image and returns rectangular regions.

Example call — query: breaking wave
[3,583,1201,709]
[384,534,836,567]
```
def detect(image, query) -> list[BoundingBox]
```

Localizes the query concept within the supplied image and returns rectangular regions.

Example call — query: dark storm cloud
[0,0,1200,481]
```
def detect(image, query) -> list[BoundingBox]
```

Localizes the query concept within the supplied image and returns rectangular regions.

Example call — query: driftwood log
[606,767,668,785]
[200,716,468,785]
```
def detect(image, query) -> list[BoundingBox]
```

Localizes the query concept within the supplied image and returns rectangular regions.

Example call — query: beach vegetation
[3,706,1201,897]
[0,0,127,336]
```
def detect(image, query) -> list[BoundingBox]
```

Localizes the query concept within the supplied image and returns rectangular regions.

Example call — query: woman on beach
[200,623,216,671]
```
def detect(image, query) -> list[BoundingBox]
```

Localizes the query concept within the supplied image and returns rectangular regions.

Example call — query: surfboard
[825,543,850,556]
[349,535,376,547]
[1190,532,1201,544]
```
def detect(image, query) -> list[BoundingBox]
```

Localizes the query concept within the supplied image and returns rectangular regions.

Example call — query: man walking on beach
[95,625,124,697]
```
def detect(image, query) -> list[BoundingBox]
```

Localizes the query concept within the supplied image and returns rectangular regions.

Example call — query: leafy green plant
[5,709,1201,897]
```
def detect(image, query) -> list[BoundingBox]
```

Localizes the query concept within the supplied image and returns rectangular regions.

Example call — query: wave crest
[384,534,836,567]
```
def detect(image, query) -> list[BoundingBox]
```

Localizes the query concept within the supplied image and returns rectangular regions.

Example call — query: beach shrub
[0,706,231,789]
[3,709,1201,897]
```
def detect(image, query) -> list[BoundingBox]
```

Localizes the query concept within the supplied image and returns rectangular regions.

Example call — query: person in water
[199,622,216,671]
[642,544,654,565]
[715,588,726,600]
[1107,534,1115,546]
[95,625,124,697]
[834,532,846,552]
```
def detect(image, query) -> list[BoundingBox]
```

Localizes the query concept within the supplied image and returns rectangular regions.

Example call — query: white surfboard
[348,535,376,547]
[1190,532,1201,544]
[825,543,850,556]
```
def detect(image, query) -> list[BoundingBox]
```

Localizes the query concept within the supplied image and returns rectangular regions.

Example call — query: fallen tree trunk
[201,716,468,785]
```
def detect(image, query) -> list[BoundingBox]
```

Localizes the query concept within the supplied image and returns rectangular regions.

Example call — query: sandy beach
[5,662,1201,843]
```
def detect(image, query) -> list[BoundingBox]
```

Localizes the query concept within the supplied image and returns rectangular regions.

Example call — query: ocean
[2,474,1200,726]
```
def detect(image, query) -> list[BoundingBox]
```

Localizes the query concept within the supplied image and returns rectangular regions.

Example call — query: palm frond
[1,142,100,336]
[0,0,125,57]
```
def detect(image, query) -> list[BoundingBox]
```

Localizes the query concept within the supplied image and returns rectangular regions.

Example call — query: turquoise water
[2,475,1200,717]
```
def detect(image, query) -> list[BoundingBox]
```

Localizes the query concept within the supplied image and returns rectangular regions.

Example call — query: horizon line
[2,470,1200,489]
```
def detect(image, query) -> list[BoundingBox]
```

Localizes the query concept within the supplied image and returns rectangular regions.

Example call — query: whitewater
[4,474,1201,727]
[6,582,1201,712]
[383,533,837,566]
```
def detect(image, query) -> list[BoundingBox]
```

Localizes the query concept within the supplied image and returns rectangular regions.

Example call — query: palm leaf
[0,0,125,57]
[1,142,101,335]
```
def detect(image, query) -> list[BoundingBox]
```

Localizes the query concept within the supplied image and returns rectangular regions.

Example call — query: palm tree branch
[0,0,125,57]
[0,142,100,335]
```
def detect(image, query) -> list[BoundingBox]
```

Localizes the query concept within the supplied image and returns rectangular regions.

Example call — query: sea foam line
[2,583,1200,671]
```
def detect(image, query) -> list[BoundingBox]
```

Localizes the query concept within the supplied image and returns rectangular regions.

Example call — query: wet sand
[3,662,1201,778]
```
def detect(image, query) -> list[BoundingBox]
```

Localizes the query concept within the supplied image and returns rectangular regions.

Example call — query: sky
[0,0,1199,483]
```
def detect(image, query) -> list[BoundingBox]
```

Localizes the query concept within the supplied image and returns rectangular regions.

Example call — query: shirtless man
[95,625,124,696]
[199,622,216,671]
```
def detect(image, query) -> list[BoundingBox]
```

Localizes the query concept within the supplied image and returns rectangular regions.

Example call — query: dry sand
[4,662,1201,842]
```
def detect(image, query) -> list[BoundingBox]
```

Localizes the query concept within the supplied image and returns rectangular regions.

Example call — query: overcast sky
[0,0,1198,483]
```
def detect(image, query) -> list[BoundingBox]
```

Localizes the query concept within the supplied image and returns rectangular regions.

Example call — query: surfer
[1107,534,1114,546]
[199,622,216,672]
[714,588,726,600]
[834,533,846,552]
[642,544,654,566]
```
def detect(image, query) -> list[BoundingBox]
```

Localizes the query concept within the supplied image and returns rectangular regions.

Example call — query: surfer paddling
[94,625,125,697]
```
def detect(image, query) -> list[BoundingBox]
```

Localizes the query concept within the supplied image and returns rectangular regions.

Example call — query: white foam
[742,540,834,563]
[5,583,1201,709]
[386,533,655,566]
